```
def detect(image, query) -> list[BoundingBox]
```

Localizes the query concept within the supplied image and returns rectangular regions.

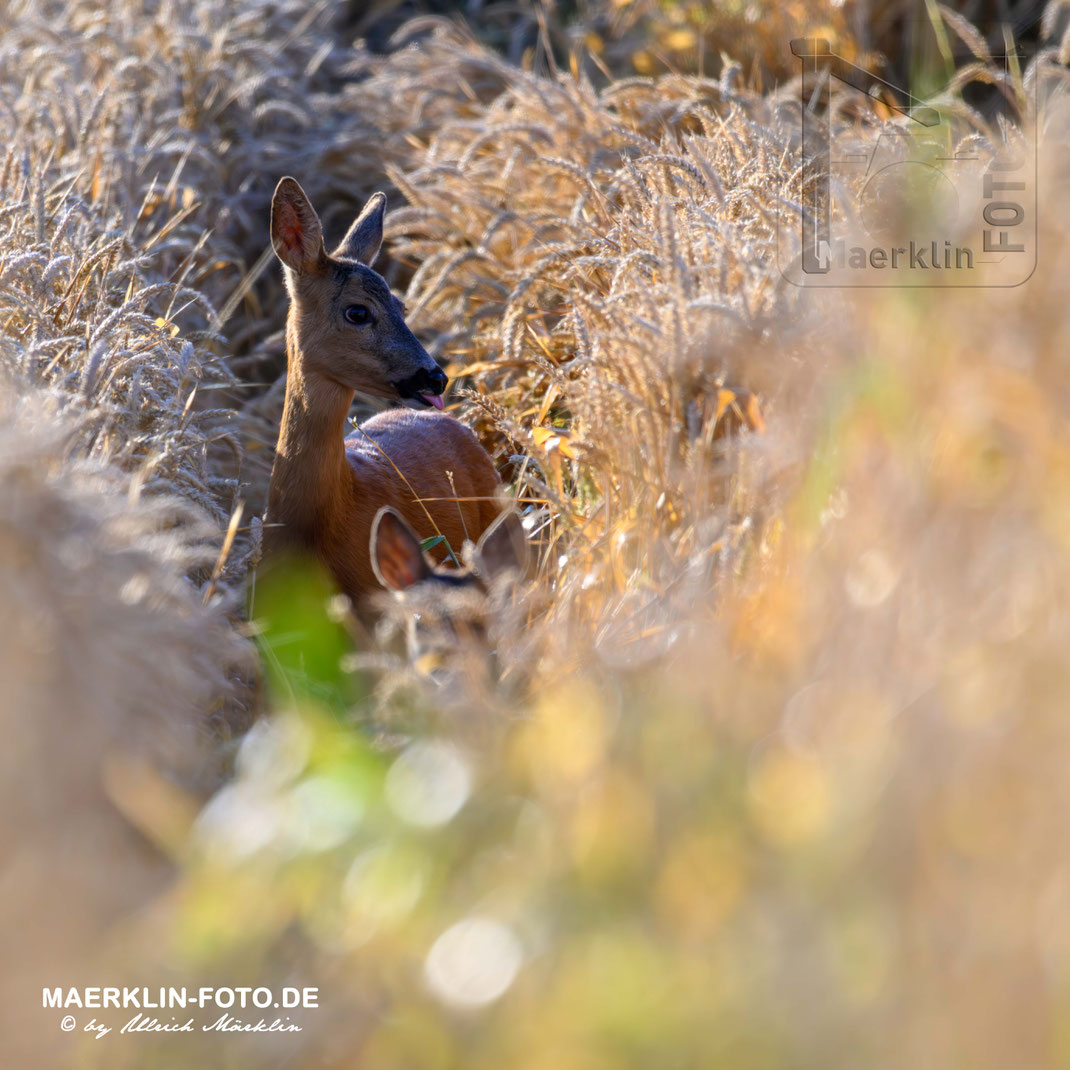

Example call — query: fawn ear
[474,509,531,581]
[271,177,325,274]
[333,192,386,266]
[372,508,434,591]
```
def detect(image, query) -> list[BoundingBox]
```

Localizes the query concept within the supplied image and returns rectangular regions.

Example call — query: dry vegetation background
[3,0,1070,1066]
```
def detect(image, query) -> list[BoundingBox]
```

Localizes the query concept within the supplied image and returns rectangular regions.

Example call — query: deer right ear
[270,177,325,275]
[334,192,386,266]
[372,508,434,591]
[474,509,531,581]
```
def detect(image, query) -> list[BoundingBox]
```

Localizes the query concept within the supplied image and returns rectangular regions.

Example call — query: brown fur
[264,179,501,602]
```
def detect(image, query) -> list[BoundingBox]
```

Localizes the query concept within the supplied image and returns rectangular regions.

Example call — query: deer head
[270,177,447,407]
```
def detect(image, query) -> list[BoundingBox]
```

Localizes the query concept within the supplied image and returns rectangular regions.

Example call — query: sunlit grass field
[3,1,1070,1066]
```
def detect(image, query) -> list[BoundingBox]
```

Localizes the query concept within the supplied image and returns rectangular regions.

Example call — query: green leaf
[420,535,446,553]
[251,550,365,715]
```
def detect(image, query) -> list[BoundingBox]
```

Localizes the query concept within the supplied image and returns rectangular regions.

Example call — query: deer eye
[344,304,371,326]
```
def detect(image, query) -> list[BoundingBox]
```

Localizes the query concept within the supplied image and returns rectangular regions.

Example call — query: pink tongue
[421,393,445,410]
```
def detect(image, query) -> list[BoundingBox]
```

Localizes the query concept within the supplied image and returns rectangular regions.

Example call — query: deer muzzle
[393,365,448,409]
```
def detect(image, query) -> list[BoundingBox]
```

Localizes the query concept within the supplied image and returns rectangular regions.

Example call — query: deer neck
[267,327,354,547]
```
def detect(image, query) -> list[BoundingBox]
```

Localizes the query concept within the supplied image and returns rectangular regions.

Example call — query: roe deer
[265,177,501,603]
[372,505,530,595]
[370,505,532,677]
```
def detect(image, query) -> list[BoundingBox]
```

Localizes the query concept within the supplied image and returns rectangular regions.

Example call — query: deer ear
[271,177,325,274]
[474,509,531,581]
[333,192,386,266]
[372,508,434,591]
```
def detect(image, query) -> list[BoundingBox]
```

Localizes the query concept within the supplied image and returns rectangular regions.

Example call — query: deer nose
[422,365,448,396]
[393,364,449,407]
[400,366,446,395]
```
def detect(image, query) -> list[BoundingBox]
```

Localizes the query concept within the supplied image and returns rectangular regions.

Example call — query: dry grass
[377,26,805,645]
[3,1,1070,1067]
[591,0,1057,84]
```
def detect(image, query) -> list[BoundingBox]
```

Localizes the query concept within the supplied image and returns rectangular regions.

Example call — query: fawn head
[270,177,447,408]
[372,506,530,597]
[370,506,532,666]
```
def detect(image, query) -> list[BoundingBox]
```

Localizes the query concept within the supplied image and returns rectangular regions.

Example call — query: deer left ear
[334,192,386,266]
[372,507,433,591]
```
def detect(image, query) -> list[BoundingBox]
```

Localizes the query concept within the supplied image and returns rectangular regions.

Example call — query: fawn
[265,177,502,603]
[370,505,532,678]
[371,505,530,597]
